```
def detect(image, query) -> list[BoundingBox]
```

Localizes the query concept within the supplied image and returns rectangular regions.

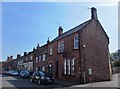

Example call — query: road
[1,73,120,89]
[1,74,64,89]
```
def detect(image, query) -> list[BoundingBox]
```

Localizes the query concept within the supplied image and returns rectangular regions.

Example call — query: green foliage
[113,60,120,67]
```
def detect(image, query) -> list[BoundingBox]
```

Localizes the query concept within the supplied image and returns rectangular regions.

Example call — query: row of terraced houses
[2,7,112,84]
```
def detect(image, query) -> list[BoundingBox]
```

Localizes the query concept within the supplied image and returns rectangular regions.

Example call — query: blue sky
[2,2,118,61]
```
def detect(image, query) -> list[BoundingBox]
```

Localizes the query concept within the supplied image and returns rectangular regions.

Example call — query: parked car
[19,70,30,78]
[9,70,19,76]
[4,70,9,75]
[30,71,54,85]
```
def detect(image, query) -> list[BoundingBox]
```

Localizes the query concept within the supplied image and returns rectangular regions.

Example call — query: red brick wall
[47,19,111,83]
[80,19,112,83]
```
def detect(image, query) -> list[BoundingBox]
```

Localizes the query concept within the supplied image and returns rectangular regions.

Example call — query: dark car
[30,71,54,85]
[19,70,30,78]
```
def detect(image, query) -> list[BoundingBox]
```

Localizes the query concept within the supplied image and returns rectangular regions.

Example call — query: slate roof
[51,19,91,43]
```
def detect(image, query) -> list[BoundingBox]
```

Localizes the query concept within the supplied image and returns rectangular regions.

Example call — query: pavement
[72,73,119,87]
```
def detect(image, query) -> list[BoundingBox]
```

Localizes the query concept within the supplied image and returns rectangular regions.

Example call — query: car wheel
[37,79,41,85]
[31,78,33,83]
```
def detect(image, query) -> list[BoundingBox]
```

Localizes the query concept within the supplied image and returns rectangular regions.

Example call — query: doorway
[48,63,53,77]
[55,61,58,78]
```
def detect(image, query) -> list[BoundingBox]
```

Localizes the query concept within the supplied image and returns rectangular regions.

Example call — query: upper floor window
[30,55,33,60]
[42,54,46,61]
[26,57,28,61]
[50,46,53,55]
[74,35,79,49]
[61,41,64,52]
[36,57,38,63]
[39,55,41,62]
[58,41,64,53]
[58,42,61,53]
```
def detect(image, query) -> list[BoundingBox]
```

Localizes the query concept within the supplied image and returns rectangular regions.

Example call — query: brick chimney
[37,43,40,49]
[10,56,13,60]
[7,56,9,61]
[24,52,27,56]
[47,37,50,44]
[91,7,98,20]
[17,54,21,59]
[58,26,63,36]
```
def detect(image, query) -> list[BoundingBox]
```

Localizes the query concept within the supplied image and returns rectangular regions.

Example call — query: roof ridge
[51,19,91,43]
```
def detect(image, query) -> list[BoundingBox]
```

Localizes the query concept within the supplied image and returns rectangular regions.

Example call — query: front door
[48,63,53,77]
[55,61,58,78]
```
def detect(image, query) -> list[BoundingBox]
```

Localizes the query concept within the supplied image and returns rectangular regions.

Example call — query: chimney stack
[37,44,40,49]
[33,47,35,51]
[7,56,9,61]
[24,52,27,56]
[47,37,50,44]
[17,54,21,59]
[10,56,13,60]
[58,26,63,36]
[91,7,98,20]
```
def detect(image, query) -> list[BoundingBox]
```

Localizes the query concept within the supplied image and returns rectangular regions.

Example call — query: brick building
[45,7,111,83]
[33,44,48,72]
[3,7,112,84]
[17,52,33,72]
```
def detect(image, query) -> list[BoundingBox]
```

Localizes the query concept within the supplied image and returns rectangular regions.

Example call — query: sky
[2,2,118,61]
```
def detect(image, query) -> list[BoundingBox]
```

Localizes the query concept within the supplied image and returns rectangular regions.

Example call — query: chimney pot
[58,26,63,36]
[91,7,98,20]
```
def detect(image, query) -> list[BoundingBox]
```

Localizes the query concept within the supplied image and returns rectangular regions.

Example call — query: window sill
[74,48,79,50]
[63,74,75,76]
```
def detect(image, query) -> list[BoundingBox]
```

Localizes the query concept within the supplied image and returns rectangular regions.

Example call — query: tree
[113,59,120,67]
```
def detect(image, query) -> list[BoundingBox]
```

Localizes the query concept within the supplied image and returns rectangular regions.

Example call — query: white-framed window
[36,57,38,63]
[50,46,53,55]
[26,57,28,61]
[42,54,46,61]
[58,42,61,53]
[42,66,45,71]
[61,41,64,52]
[67,60,70,75]
[30,55,33,60]
[64,60,66,74]
[74,35,79,49]
[58,41,64,53]
[71,58,75,75]
[39,55,41,62]
[36,67,38,71]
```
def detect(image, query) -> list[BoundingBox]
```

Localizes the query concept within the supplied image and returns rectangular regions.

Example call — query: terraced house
[3,7,112,84]
[33,7,112,84]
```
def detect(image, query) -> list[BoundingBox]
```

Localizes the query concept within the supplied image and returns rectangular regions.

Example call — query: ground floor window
[36,67,38,71]
[64,58,75,75]
[42,66,45,71]
[64,60,66,74]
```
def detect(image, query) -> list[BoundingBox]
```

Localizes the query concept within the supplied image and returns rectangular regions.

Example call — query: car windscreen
[22,70,29,73]
[38,71,45,76]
